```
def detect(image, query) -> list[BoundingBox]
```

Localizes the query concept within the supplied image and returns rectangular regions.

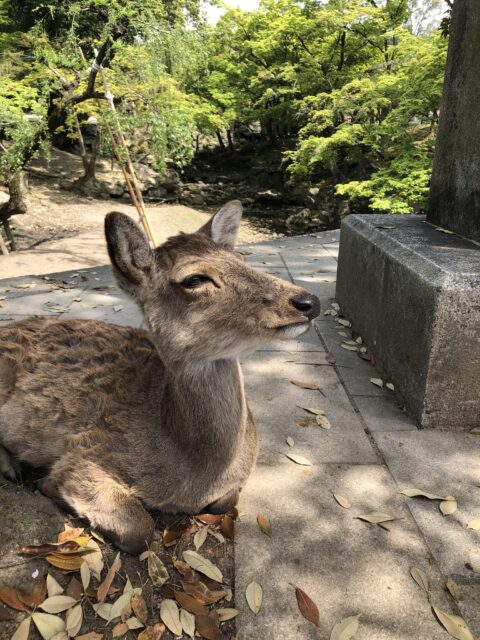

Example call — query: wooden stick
[95,59,156,246]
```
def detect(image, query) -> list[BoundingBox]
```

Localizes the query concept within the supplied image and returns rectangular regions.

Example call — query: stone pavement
[0,229,478,639]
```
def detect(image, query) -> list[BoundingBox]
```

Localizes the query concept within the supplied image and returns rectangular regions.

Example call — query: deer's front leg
[48,457,154,555]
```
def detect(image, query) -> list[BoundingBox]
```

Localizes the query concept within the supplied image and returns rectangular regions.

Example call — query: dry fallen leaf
[183,551,223,583]
[316,414,331,429]
[39,596,78,614]
[286,436,294,447]
[108,591,136,623]
[174,590,207,616]
[285,453,312,466]
[32,611,66,640]
[220,515,234,540]
[65,603,82,637]
[195,613,220,640]
[45,554,85,572]
[446,578,461,601]
[325,352,336,365]
[58,526,85,543]
[401,488,447,500]
[300,407,326,415]
[295,586,319,627]
[194,526,209,551]
[138,624,166,640]
[217,608,240,622]
[355,512,397,524]
[131,593,148,625]
[97,552,121,602]
[79,562,90,593]
[337,318,351,328]
[431,603,473,640]
[183,581,227,606]
[440,499,457,516]
[160,599,182,636]
[197,514,223,525]
[18,577,47,608]
[370,377,383,388]
[330,614,360,640]
[76,633,103,640]
[386,382,395,391]
[46,575,64,598]
[257,514,272,537]
[410,567,429,593]
[112,621,128,637]
[246,581,262,614]
[127,616,144,629]
[82,540,104,580]
[148,552,169,587]
[11,617,32,640]
[180,609,195,639]
[467,518,480,530]
[92,602,112,621]
[291,379,319,390]
[333,494,351,509]
[341,343,358,352]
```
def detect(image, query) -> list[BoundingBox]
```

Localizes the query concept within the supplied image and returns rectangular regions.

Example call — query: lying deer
[0,201,320,554]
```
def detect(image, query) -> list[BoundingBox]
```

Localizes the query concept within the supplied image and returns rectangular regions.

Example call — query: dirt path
[0,184,275,279]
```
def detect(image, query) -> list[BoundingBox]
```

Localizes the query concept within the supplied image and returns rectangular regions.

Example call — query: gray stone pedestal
[336,214,480,429]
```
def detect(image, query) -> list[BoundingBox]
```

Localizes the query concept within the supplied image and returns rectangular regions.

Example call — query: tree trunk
[226,128,234,151]
[427,0,480,240]
[0,171,28,218]
[215,131,226,150]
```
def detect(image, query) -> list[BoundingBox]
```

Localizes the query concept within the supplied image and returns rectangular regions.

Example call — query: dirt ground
[0,180,275,279]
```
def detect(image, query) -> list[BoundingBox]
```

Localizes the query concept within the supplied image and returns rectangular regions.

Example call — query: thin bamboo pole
[95,61,156,246]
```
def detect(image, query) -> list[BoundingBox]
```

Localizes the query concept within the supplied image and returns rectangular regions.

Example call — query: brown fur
[0,201,320,553]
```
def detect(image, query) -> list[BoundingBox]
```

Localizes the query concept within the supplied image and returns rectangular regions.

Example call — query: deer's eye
[180,274,213,289]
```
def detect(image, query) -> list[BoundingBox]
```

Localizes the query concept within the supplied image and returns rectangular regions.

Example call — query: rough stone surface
[336,214,480,429]
[373,430,480,578]
[0,482,67,587]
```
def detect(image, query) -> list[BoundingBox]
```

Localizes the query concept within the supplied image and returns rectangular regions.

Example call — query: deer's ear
[105,212,152,290]
[199,200,242,248]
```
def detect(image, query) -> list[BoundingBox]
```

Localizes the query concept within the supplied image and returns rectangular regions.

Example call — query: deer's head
[105,202,320,361]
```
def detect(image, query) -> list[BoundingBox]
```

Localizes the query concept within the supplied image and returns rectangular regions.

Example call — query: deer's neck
[164,358,247,459]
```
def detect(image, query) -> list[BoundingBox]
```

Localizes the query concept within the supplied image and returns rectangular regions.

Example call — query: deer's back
[0,317,160,466]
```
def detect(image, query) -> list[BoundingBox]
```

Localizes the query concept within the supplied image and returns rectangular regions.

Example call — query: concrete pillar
[427,0,480,241]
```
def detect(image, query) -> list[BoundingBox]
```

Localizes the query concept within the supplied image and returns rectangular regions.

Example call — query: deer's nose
[290,293,320,320]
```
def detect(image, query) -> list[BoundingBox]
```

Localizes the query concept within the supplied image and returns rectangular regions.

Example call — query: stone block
[336,214,480,429]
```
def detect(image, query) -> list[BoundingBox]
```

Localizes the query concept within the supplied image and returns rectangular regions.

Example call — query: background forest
[0,0,450,234]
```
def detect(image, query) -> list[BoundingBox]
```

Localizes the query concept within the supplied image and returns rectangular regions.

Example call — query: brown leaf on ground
[76,633,103,640]
[138,624,166,640]
[196,514,223,525]
[0,585,29,612]
[158,584,176,599]
[220,516,234,540]
[18,575,47,607]
[325,352,336,365]
[359,353,374,364]
[148,552,169,587]
[66,577,83,600]
[112,622,128,637]
[446,578,461,601]
[195,612,220,640]
[174,590,208,616]
[257,514,272,537]
[57,526,85,543]
[163,525,190,547]
[131,593,148,625]
[173,560,191,576]
[295,586,320,627]
[226,507,239,520]
[183,581,227,605]
[97,552,121,603]
[46,554,85,572]
[291,379,319,390]
[0,602,16,620]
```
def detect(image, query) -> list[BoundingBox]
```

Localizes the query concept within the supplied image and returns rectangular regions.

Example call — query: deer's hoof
[205,488,239,514]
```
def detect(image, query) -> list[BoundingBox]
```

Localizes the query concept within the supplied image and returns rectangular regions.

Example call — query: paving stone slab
[242,351,379,465]
[456,583,480,637]
[373,431,480,578]
[353,396,417,433]
[235,463,454,640]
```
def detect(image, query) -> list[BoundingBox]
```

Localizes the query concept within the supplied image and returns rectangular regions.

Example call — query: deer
[0,201,320,554]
